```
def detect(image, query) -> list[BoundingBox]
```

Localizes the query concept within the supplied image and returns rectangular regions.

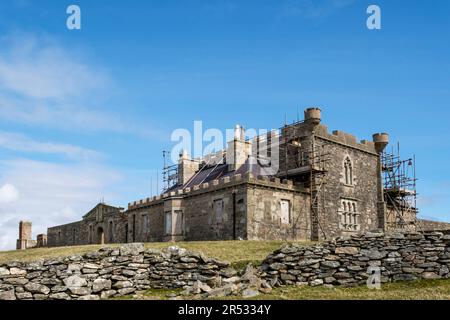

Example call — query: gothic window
[344,157,354,185]
[339,199,360,231]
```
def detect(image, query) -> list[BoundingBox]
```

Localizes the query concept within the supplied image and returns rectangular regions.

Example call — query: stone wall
[260,232,450,287]
[315,136,380,240]
[246,183,310,241]
[47,205,128,247]
[419,220,450,232]
[0,243,236,300]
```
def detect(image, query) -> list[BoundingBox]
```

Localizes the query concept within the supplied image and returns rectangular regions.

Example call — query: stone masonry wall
[315,136,380,241]
[260,232,450,287]
[0,243,236,300]
[246,184,310,241]
[419,220,450,232]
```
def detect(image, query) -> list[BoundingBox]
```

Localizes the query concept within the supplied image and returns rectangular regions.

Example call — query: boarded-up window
[142,214,149,235]
[164,212,172,234]
[173,210,183,235]
[280,200,290,224]
[213,199,224,222]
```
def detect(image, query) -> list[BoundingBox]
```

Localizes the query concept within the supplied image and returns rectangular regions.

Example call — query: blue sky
[0,0,449,249]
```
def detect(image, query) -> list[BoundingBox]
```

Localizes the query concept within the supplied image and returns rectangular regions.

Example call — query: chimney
[227,125,251,172]
[178,150,199,186]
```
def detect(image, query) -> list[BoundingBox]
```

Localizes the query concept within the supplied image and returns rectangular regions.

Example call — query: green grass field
[135,279,450,300]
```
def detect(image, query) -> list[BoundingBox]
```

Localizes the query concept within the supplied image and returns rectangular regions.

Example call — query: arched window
[344,157,353,185]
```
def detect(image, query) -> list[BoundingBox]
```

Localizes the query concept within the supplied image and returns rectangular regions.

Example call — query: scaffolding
[162,151,179,192]
[308,135,330,241]
[382,143,419,231]
[278,121,330,241]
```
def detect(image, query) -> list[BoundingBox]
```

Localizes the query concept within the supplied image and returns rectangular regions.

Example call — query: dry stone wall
[0,243,237,300]
[260,232,450,287]
[2,231,450,300]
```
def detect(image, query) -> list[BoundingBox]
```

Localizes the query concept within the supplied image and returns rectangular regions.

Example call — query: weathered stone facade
[25,108,447,249]
[16,221,46,250]
[47,204,127,247]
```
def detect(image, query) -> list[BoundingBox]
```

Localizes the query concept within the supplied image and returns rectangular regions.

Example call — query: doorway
[97,226,105,244]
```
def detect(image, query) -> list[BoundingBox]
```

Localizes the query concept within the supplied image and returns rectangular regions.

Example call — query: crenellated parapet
[314,124,378,155]
[127,173,304,211]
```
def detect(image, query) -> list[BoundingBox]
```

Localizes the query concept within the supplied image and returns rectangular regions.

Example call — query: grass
[0,240,311,268]
[131,279,450,300]
[232,279,450,300]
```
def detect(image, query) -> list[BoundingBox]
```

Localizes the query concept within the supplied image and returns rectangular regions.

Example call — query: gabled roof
[82,203,124,219]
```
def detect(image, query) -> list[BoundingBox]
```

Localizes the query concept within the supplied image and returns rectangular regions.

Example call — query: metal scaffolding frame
[382,143,419,231]
[162,151,179,192]
[279,121,330,241]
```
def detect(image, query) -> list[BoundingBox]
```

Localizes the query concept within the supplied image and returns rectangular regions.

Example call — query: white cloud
[0,33,108,100]
[0,33,168,140]
[0,131,102,161]
[0,159,123,251]
[0,184,19,204]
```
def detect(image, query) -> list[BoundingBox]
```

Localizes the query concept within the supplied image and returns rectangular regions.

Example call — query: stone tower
[16,221,36,250]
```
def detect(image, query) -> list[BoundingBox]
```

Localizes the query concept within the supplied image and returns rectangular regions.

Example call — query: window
[165,212,172,235]
[173,210,183,235]
[108,221,114,242]
[213,199,224,222]
[344,157,354,185]
[88,225,93,243]
[280,200,291,224]
[132,214,136,242]
[339,200,360,231]
[142,214,149,235]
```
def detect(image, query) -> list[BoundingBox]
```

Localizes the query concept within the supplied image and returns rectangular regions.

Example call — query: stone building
[16,221,47,250]
[20,108,448,249]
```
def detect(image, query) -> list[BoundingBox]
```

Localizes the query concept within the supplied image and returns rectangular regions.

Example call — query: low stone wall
[419,219,450,232]
[0,244,236,300]
[260,232,450,287]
